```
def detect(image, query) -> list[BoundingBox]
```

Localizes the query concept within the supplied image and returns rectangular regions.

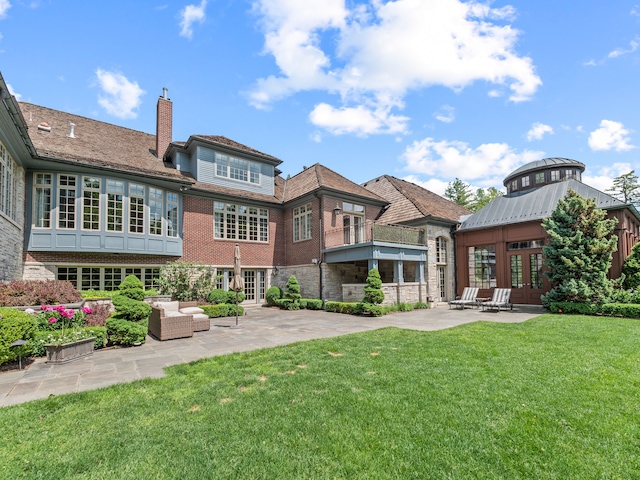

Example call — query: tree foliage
[444,179,503,212]
[541,189,618,306]
[158,261,219,302]
[606,170,640,206]
[285,275,301,302]
[622,241,640,289]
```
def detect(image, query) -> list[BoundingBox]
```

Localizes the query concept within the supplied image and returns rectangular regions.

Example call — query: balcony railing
[324,221,425,249]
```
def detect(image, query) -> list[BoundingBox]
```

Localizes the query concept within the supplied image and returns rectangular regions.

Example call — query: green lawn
[2,314,640,479]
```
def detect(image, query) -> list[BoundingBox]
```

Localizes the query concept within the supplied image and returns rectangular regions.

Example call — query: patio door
[508,252,545,304]
[343,214,364,245]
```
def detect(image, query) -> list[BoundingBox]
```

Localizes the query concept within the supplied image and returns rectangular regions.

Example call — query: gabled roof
[172,135,282,165]
[284,163,387,204]
[19,102,188,181]
[362,175,470,224]
[459,179,628,231]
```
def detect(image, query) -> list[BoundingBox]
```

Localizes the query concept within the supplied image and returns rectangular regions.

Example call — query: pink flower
[41,305,53,312]
[48,317,57,324]
[62,309,75,319]
[82,306,93,314]
[53,305,66,312]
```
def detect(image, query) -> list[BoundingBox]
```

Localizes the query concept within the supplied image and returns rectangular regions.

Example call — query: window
[145,268,161,289]
[551,170,560,181]
[104,267,123,291]
[342,202,365,245]
[507,240,544,250]
[244,270,255,301]
[57,267,78,288]
[33,173,52,228]
[468,245,496,289]
[167,192,178,237]
[0,141,19,221]
[149,187,163,235]
[107,180,124,232]
[214,202,269,242]
[438,266,446,300]
[129,184,145,234]
[56,266,160,291]
[81,267,101,290]
[215,153,260,185]
[57,175,77,229]
[436,237,447,263]
[293,203,312,241]
[510,180,518,192]
[535,172,545,184]
[530,253,543,289]
[82,176,101,230]
[522,176,530,187]
[510,255,523,288]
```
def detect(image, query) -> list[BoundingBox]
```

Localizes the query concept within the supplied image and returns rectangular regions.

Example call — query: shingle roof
[362,175,470,224]
[459,179,626,231]
[19,102,188,181]
[284,164,387,204]
[189,175,285,205]
[187,135,281,163]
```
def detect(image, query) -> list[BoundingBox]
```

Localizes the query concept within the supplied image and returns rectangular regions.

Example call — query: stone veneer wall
[1,166,25,281]
[425,224,455,302]
[342,282,428,306]
[272,264,321,299]
[322,263,368,301]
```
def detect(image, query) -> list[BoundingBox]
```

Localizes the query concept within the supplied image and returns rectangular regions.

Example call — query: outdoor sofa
[149,301,210,341]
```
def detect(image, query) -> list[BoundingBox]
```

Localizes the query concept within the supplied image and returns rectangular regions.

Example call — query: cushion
[192,313,209,321]
[180,306,205,314]
[156,301,180,313]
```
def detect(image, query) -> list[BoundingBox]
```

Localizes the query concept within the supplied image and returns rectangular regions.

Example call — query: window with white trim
[436,237,447,263]
[57,174,76,229]
[167,192,178,237]
[56,266,160,291]
[215,153,260,185]
[0,141,19,221]
[293,203,312,241]
[33,173,52,228]
[535,172,545,184]
[214,201,269,242]
[149,187,163,235]
[129,183,145,234]
[522,176,530,187]
[551,170,560,181]
[82,176,101,230]
[107,180,124,232]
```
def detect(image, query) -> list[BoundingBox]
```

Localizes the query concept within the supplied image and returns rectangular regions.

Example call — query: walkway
[0,305,543,407]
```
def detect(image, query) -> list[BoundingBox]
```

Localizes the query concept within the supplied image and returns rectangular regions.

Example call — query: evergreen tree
[285,275,301,302]
[622,242,640,289]
[541,189,618,306]
[444,178,474,210]
[363,268,384,304]
[606,170,640,205]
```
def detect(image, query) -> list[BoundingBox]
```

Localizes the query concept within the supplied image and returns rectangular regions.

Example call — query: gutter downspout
[318,194,324,302]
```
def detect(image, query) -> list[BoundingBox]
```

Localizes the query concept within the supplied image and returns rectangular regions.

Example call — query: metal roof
[459,179,626,231]
[504,157,585,185]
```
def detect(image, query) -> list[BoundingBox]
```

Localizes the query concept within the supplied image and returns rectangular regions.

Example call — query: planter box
[45,337,95,364]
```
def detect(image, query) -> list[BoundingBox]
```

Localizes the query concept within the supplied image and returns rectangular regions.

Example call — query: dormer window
[522,176,530,187]
[551,170,560,181]
[535,172,544,184]
[215,153,260,185]
[511,180,518,191]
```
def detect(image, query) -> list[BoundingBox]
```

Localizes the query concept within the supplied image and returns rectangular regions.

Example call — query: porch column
[416,261,425,282]
[394,260,404,283]
[368,259,379,271]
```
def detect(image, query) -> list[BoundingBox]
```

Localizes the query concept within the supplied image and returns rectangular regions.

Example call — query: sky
[1,0,640,196]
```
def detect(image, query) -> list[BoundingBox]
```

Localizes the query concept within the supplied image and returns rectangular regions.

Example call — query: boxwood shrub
[112,295,151,321]
[0,308,38,365]
[201,304,244,318]
[601,303,640,318]
[301,298,323,310]
[265,286,282,306]
[106,318,147,346]
[549,302,598,315]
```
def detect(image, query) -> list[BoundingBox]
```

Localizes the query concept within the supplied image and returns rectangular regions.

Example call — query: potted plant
[30,305,96,364]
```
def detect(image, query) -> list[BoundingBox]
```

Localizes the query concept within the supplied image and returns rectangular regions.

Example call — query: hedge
[105,318,147,346]
[201,304,245,318]
[601,303,640,318]
[0,308,38,365]
[549,302,598,315]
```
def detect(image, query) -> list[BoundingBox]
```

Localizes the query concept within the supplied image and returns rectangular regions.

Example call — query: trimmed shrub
[117,275,146,301]
[324,301,339,313]
[549,302,598,315]
[112,295,151,322]
[414,302,430,309]
[275,298,293,309]
[0,280,82,307]
[0,308,38,365]
[301,298,323,310]
[201,304,244,318]
[207,289,228,305]
[265,286,282,306]
[601,303,640,318]
[106,318,147,346]
[226,290,246,304]
[285,276,301,302]
[363,269,384,305]
[361,303,383,317]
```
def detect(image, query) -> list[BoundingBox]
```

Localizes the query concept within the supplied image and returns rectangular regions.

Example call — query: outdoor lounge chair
[448,287,479,309]
[149,300,211,340]
[481,288,512,312]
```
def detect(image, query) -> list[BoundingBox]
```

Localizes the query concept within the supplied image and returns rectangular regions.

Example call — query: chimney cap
[162,87,169,100]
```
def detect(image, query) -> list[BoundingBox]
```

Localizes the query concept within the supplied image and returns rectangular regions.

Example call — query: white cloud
[608,37,639,58]
[588,120,634,152]
[95,69,145,119]
[526,122,553,141]
[0,0,10,19]
[6,83,20,100]
[250,0,541,135]
[401,137,544,184]
[309,102,409,136]
[310,131,322,143]
[179,0,207,39]
[434,105,455,123]
[401,174,450,196]
[582,162,634,192]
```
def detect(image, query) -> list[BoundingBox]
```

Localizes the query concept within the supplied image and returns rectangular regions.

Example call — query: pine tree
[541,189,618,306]
[363,268,384,304]
[285,275,301,302]
[622,242,640,289]
[444,178,474,210]
[606,170,640,205]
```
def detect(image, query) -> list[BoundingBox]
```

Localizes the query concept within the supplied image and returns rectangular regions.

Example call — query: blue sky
[2,0,639,196]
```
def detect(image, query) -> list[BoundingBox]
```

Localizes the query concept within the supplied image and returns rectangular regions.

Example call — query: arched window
[436,237,447,263]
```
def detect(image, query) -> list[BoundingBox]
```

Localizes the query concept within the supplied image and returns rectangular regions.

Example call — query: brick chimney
[156,88,172,159]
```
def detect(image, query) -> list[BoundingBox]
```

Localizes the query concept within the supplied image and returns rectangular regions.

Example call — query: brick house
[4,80,463,304]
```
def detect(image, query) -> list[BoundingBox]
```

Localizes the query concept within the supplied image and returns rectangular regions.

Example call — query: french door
[508,252,545,304]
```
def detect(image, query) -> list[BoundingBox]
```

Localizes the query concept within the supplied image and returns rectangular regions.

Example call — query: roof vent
[37,122,51,132]
[67,123,76,138]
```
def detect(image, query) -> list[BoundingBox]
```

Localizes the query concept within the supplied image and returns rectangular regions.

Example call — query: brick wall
[284,197,322,265]
[156,94,172,159]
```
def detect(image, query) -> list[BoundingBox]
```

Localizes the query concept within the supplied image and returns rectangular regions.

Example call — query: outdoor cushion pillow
[180,306,205,314]
[156,301,180,313]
